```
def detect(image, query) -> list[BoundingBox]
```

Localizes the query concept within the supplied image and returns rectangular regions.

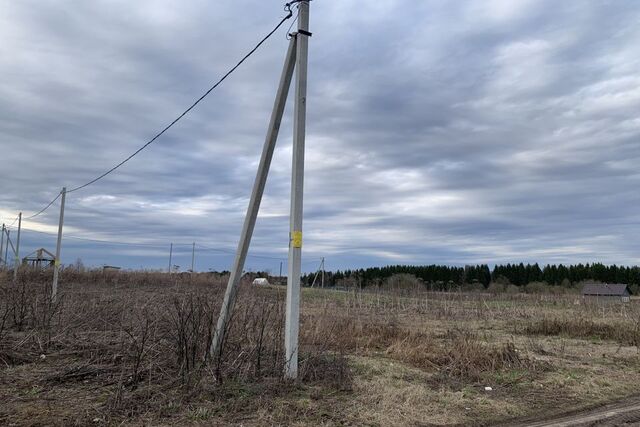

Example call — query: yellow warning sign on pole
[292,231,302,248]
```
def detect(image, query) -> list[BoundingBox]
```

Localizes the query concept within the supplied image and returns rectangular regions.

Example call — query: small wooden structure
[22,248,55,269]
[581,283,631,303]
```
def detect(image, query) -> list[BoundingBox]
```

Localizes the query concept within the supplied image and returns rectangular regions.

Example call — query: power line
[7,215,20,227]
[66,8,294,194]
[11,227,300,261]
[24,192,62,220]
[10,226,183,247]
[13,5,295,221]
[196,243,288,260]
[286,5,301,39]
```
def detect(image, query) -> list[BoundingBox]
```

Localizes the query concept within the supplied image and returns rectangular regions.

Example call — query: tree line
[299,263,640,290]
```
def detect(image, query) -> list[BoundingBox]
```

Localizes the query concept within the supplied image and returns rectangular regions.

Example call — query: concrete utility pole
[279,261,283,278]
[310,257,325,288]
[168,243,173,273]
[4,230,10,267]
[191,242,195,276]
[210,35,298,361]
[285,0,310,379]
[13,212,21,281]
[52,187,66,301]
[0,224,4,268]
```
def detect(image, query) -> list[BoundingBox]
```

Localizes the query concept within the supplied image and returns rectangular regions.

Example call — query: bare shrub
[301,311,401,352]
[487,282,505,295]
[169,293,215,382]
[383,273,423,294]
[522,317,640,347]
[431,330,538,383]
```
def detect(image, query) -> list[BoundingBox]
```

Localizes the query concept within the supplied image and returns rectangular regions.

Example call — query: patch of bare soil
[500,396,640,427]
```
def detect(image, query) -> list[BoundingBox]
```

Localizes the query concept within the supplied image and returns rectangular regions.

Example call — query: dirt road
[505,397,640,426]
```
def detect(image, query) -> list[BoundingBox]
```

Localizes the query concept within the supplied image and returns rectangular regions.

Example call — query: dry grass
[2,269,640,425]
[522,316,640,347]
[0,270,350,425]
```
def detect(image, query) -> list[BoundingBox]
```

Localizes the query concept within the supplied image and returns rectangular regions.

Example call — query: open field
[2,270,640,426]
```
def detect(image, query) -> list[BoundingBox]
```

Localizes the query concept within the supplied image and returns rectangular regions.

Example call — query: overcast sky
[1,0,639,272]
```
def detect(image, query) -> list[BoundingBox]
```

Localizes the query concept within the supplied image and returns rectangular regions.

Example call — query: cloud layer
[1,0,640,271]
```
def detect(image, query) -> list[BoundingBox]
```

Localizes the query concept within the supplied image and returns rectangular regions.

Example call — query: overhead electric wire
[14,4,297,221]
[196,243,288,260]
[7,215,20,227]
[24,192,62,220]
[286,5,301,39]
[66,7,295,195]
[12,227,303,261]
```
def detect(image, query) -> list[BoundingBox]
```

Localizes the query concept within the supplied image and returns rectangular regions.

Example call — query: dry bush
[522,317,640,347]
[382,273,423,294]
[429,330,539,383]
[302,309,541,387]
[301,310,402,352]
[213,289,287,381]
[0,275,352,422]
[384,329,436,368]
[300,352,352,389]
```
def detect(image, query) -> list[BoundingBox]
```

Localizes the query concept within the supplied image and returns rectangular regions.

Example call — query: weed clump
[522,317,640,347]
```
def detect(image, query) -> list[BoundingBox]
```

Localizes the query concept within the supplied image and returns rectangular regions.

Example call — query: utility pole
[210,35,298,361]
[13,212,21,281]
[4,230,10,267]
[191,242,195,277]
[321,257,324,288]
[52,187,66,301]
[311,258,324,288]
[285,0,310,380]
[0,224,4,269]
[279,261,283,278]
[168,243,173,274]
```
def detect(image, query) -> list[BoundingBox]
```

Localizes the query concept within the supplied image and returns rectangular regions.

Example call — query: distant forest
[299,263,640,290]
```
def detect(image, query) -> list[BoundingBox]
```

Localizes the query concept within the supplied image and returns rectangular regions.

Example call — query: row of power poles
[0,212,23,282]
[9,0,312,380]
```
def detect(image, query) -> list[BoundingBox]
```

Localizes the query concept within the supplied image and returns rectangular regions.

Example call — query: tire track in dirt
[503,398,640,426]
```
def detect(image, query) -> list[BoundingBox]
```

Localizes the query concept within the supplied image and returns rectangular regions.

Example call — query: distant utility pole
[191,242,195,277]
[310,257,325,288]
[0,224,5,268]
[285,0,310,379]
[210,29,300,364]
[168,243,173,274]
[52,187,66,301]
[4,229,10,267]
[279,261,283,277]
[13,212,21,281]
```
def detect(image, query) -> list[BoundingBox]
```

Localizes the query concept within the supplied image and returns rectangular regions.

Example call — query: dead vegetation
[522,316,640,347]
[2,269,640,426]
[0,270,350,425]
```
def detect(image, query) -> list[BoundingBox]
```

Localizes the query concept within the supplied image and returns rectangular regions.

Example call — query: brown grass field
[2,269,640,426]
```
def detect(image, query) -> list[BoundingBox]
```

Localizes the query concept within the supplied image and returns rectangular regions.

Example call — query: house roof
[581,283,630,296]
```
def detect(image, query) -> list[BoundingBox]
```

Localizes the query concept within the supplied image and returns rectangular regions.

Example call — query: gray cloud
[1,0,640,271]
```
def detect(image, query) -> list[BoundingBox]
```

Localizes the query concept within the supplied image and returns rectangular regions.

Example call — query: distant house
[252,278,270,286]
[581,283,631,303]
